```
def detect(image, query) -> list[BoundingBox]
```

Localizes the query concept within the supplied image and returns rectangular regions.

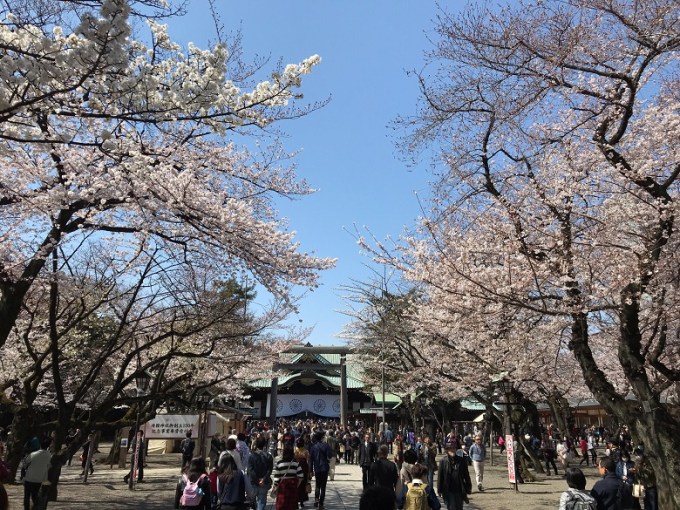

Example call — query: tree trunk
[106,430,121,466]
[569,307,680,510]
[517,435,539,480]
[616,286,680,510]
[630,408,679,510]
[44,455,64,505]
[405,400,417,431]
[544,391,571,440]
[515,396,544,473]
[521,439,544,474]
[429,403,444,437]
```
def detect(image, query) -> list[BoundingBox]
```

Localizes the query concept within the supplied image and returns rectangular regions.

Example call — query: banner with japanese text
[144,414,199,439]
[506,434,516,483]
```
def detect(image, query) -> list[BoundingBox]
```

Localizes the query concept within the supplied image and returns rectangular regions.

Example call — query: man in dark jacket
[437,445,472,510]
[247,435,274,510]
[591,456,633,510]
[369,445,399,494]
[180,431,195,470]
[358,433,377,489]
[310,432,332,510]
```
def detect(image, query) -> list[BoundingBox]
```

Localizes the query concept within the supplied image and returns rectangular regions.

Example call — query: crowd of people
[0,418,661,510]
[173,418,479,510]
[175,420,338,510]
[513,423,658,510]
[181,418,659,510]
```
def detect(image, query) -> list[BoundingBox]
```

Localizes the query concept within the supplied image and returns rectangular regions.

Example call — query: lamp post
[381,365,386,434]
[129,369,151,490]
[497,377,517,492]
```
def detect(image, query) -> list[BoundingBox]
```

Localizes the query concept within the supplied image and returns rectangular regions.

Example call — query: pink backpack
[180,473,206,506]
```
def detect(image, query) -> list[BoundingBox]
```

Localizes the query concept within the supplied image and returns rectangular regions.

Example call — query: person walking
[220,438,243,472]
[616,452,641,510]
[294,438,310,509]
[247,435,274,510]
[541,436,559,476]
[80,434,95,476]
[350,432,360,465]
[587,434,597,466]
[394,433,405,470]
[174,457,211,510]
[22,437,51,510]
[214,454,246,510]
[591,456,633,510]
[309,432,331,510]
[325,431,337,482]
[498,435,506,454]
[423,436,438,489]
[358,433,377,490]
[384,427,394,454]
[403,464,438,510]
[468,434,486,492]
[209,433,223,468]
[400,448,418,489]
[437,445,472,510]
[578,436,590,466]
[343,432,353,465]
[235,432,251,469]
[369,445,399,495]
[558,467,596,510]
[180,432,195,471]
[435,430,443,455]
[634,449,658,510]
[272,445,303,510]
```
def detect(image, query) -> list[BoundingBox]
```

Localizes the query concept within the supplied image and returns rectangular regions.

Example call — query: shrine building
[247,344,398,424]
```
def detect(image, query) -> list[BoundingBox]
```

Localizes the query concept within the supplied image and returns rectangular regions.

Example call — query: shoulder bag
[632,483,643,498]
[269,462,293,499]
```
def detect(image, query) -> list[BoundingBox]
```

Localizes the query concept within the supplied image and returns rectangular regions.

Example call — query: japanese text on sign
[143,414,199,439]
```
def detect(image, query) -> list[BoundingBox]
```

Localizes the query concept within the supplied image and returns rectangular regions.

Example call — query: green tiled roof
[248,351,366,389]
[372,392,402,405]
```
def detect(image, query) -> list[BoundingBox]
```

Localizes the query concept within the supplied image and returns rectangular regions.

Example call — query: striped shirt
[272,459,303,484]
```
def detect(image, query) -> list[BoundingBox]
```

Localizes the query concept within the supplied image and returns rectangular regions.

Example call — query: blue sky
[171,1,450,345]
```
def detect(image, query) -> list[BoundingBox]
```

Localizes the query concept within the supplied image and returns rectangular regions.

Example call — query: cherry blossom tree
[379,1,679,506]
[0,0,334,349]
[342,271,584,440]
[0,244,292,493]
[340,276,433,426]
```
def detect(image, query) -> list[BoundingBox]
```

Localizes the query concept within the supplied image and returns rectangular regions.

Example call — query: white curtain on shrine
[266,394,341,417]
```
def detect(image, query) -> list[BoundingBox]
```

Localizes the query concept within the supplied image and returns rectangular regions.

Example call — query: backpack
[250,451,269,480]
[404,482,429,510]
[565,489,597,510]
[181,438,194,456]
[180,473,206,507]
